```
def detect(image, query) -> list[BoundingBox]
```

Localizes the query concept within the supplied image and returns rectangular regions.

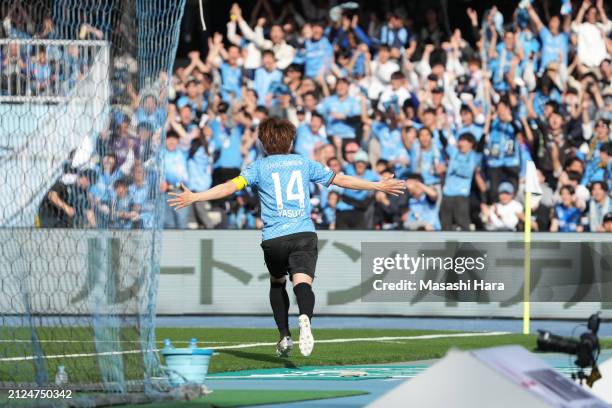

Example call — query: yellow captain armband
[231,176,248,191]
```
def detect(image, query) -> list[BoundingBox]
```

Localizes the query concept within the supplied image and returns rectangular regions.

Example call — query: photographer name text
[372,279,505,291]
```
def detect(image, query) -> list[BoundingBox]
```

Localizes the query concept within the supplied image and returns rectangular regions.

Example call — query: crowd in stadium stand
[27,0,612,231]
[0,13,103,97]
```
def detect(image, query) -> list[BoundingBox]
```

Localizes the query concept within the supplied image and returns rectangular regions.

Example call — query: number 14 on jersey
[271,171,306,216]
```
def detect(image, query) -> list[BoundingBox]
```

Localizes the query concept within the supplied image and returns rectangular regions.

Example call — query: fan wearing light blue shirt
[187,137,212,193]
[408,127,444,186]
[129,164,154,229]
[253,50,283,106]
[582,143,611,189]
[440,133,483,231]
[370,117,409,172]
[379,14,411,51]
[210,119,244,171]
[489,30,522,93]
[456,105,484,142]
[333,150,380,229]
[404,174,440,231]
[484,98,521,200]
[317,78,361,145]
[163,131,189,229]
[294,113,328,159]
[134,94,167,130]
[551,185,584,232]
[210,44,243,103]
[304,22,334,78]
[525,2,570,72]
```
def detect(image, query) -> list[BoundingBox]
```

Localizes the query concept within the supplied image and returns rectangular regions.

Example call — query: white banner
[158,230,612,319]
[0,229,609,319]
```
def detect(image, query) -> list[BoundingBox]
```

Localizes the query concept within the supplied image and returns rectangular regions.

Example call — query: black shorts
[260,232,318,280]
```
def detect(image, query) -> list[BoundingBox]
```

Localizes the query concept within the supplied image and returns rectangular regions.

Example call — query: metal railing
[0,39,108,103]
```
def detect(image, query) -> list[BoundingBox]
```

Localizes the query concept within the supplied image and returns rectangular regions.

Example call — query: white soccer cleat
[298,314,314,357]
[276,336,293,357]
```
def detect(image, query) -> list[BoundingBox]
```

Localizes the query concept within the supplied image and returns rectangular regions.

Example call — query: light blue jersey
[485,119,520,168]
[294,124,328,158]
[220,62,242,102]
[304,37,334,78]
[456,123,484,142]
[253,67,282,106]
[371,121,408,162]
[317,95,361,138]
[442,145,482,197]
[239,155,335,240]
[539,28,569,71]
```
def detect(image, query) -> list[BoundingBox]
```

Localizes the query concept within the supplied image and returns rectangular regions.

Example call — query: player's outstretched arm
[332,174,406,196]
[167,182,237,210]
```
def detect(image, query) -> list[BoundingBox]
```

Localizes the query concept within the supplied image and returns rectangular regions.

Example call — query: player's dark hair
[258,117,295,155]
[560,185,575,195]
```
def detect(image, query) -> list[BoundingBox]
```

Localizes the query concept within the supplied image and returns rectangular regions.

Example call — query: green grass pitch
[2,327,611,384]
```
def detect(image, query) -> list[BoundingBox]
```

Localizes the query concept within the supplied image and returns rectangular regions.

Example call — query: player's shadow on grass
[222,349,298,369]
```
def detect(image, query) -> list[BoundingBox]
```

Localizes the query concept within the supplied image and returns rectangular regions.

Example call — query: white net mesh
[0,0,186,403]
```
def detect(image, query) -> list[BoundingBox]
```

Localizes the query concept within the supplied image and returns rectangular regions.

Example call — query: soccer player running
[168,118,405,357]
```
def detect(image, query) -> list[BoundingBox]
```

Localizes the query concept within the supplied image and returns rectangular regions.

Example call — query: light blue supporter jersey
[239,154,335,240]
[485,119,520,168]
[371,121,407,162]
[304,37,334,78]
[539,27,569,71]
[317,95,361,138]
[294,124,328,158]
[253,67,282,106]
[442,145,482,197]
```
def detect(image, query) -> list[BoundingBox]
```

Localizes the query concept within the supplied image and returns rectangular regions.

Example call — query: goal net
[0,0,185,404]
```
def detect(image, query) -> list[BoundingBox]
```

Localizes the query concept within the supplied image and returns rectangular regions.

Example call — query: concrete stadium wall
[158,230,612,319]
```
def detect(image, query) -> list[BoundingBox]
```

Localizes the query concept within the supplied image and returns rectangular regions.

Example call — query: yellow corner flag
[523,161,542,334]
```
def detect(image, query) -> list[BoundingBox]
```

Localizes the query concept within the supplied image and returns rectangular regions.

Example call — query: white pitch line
[0,332,510,362]
[0,349,148,362]
[0,340,236,344]
[211,331,510,350]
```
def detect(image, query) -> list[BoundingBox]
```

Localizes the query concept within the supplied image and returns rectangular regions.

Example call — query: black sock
[270,280,290,337]
[293,282,315,321]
